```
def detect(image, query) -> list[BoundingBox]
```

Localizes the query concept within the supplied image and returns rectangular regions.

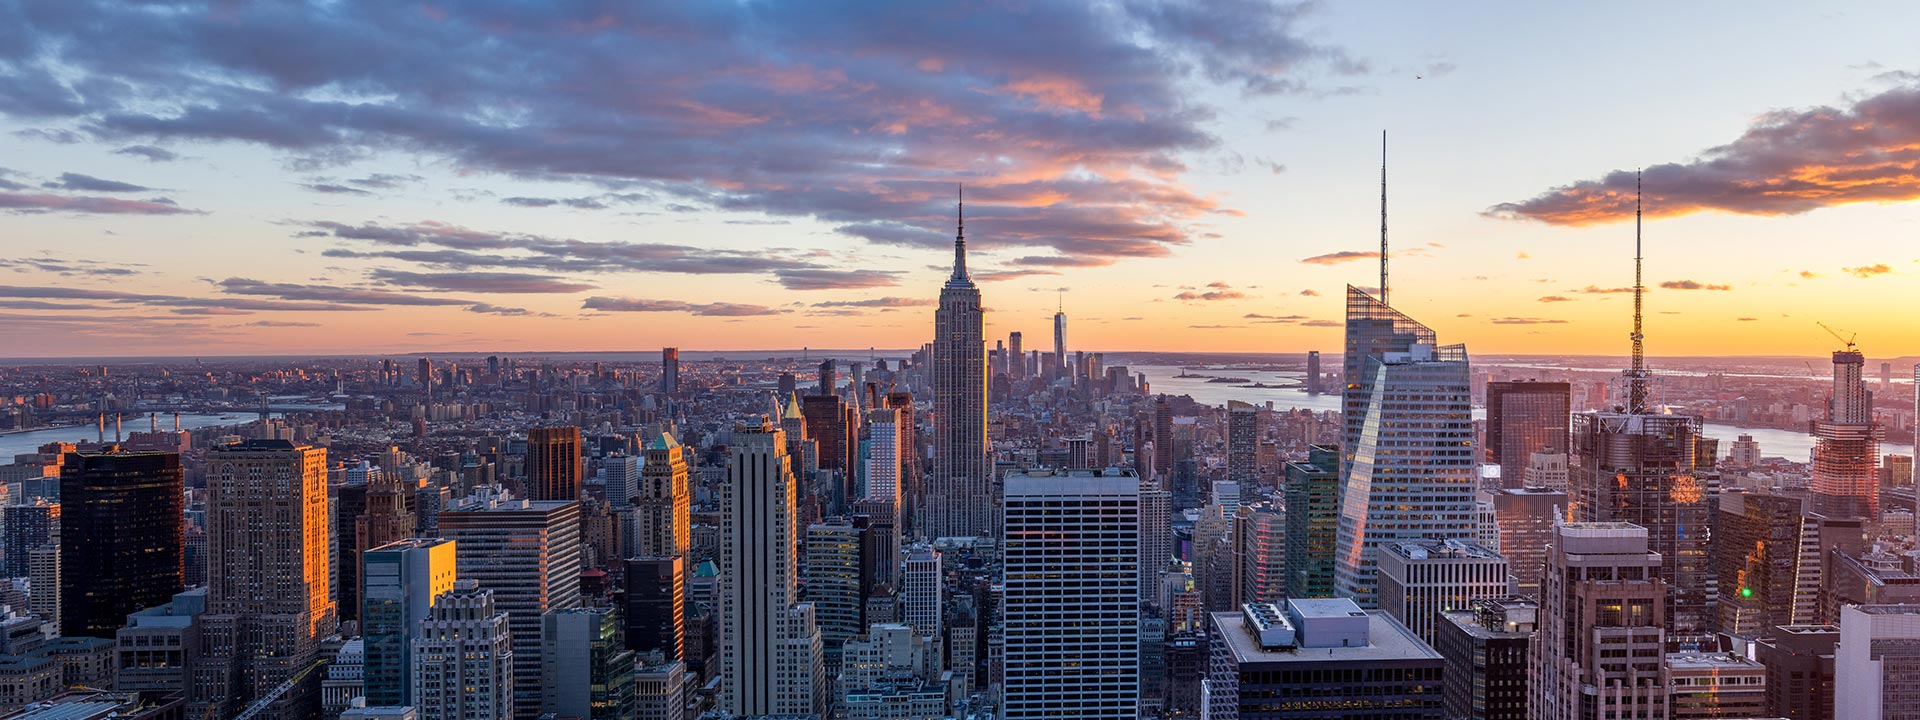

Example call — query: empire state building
[927,192,990,540]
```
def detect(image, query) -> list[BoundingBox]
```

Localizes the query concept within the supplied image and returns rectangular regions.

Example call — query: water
[1131,364,1341,413]
[1699,423,1913,463]
[1,413,258,459]
[1133,365,1916,461]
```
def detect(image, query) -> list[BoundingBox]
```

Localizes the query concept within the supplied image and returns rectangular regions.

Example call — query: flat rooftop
[1438,610,1532,640]
[1212,611,1440,666]
[1665,652,1764,672]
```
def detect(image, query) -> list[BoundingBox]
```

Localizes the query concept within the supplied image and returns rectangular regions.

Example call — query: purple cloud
[0,192,196,215]
[774,268,899,291]
[218,277,472,306]
[0,2,1355,266]
[370,269,595,294]
[582,296,784,316]
[813,297,934,308]
[45,172,153,193]
[113,145,181,162]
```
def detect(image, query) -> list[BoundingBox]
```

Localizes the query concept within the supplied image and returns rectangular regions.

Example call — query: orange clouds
[1490,83,1920,225]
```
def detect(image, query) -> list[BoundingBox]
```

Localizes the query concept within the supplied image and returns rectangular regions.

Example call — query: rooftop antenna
[951,184,968,280]
[1380,129,1389,307]
[1628,169,1649,414]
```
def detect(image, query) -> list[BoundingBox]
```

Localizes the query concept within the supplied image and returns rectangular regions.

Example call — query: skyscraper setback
[928,193,990,541]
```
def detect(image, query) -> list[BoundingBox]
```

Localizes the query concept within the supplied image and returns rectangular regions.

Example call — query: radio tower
[1379,130,1389,307]
[1627,171,1648,414]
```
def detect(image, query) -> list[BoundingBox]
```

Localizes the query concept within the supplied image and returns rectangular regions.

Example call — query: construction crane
[1816,321,1858,352]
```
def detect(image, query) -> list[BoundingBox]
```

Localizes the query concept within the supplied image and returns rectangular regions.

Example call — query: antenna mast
[951,184,968,280]
[1379,130,1389,307]
[1628,170,1648,414]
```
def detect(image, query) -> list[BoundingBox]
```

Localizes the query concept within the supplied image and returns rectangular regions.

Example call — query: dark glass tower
[60,449,184,638]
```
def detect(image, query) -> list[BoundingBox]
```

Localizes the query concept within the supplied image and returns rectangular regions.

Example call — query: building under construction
[1811,347,1882,520]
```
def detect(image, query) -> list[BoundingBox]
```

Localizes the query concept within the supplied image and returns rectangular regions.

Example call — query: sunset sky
[2,1,1918,359]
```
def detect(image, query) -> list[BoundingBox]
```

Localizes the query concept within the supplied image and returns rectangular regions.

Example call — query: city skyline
[2,2,1919,358]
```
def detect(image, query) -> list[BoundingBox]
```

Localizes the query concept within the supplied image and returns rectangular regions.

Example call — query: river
[1131,365,1914,461]
[2,412,267,459]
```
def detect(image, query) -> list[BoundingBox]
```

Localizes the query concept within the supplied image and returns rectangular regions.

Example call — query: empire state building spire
[951,184,969,282]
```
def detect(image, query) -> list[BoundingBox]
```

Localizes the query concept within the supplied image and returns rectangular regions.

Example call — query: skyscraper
[1485,380,1571,488]
[928,193,990,541]
[818,358,837,396]
[863,407,903,513]
[883,391,917,535]
[1811,347,1882,519]
[902,548,942,638]
[60,449,183,639]
[1376,539,1510,645]
[2,500,58,578]
[412,581,514,720]
[419,356,433,402]
[1571,189,1715,641]
[1835,605,1920,720]
[541,607,635,720]
[1304,350,1321,394]
[1204,599,1445,720]
[438,497,583,718]
[1334,288,1477,608]
[203,439,336,716]
[355,457,419,623]
[1152,395,1173,485]
[1487,487,1567,597]
[660,347,679,395]
[1139,481,1172,605]
[363,537,457,707]
[1437,597,1537,720]
[804,520,866,678]
[1052,303,1067,378]
[1714,491,1805,636]
[526,425,583,502]
[1225,401,1259,490]
[623,556,684,661]
[1527,519,1668,720]
[719,417,823,717]
[1002,468,1140,719]
[1283,445,1339,599]
[1231,502,1286,607]
[635,431,689,558]
[1008,332,1024,379]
